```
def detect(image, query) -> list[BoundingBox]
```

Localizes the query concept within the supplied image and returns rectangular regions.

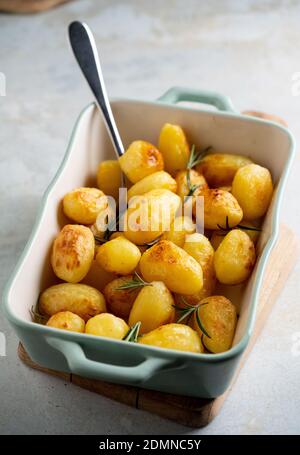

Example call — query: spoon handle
[69,21,124,157]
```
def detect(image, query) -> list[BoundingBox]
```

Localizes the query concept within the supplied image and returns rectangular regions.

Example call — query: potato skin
[139,240,203,295]
[196,153,253,187]
[63,187,107,225]
[81,260,115,291]
[85,313,129,339]
[193,296,237,353]
[128,281,175,334]
[175,169,208,202]
[162,216,195,248]
[182,233,216,304]
[97,160,122,200]
[103,275,141,319]
[232,163,273,220]
[198,188,243,230]
[124,189,181,245]
[46,311,85,333]
[158,123,190,176]
[39,283,106,321]
[214,229,256,284]
[138,323,204,353]
[127,171,177,200]
[96,236,141,275]
[119,141,164,184]
[51,224,94,283]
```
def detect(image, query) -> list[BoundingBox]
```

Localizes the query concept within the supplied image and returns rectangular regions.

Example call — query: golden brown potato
[139,240,203,295]
[103,275,141,319]
[232,163,273,220]
[192,296,237,353]
[161,216,195,248]
[175,169,208,202]
[198,188,243,230]
[63,187,108,225]
[138,323,204,353]
[81,260,115,291]
[196,153,253,187]
[158,123,190,176]
[127,171,177,200]
[214,229,256,284]
[96,160,122,200]
[128,281,175,334]
[46,311,85,333]
[39,283,106,321]
[51,224,94,283]
[96,236,141,275]
[182,233,216,304]
[124,189,181,245]
[119,141,164,184]
[85,313,129,339]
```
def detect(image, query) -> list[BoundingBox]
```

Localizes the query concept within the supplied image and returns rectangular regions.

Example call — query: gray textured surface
[0,0,300,435]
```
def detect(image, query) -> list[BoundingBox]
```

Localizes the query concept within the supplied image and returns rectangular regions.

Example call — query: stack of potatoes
[38,123,273,354]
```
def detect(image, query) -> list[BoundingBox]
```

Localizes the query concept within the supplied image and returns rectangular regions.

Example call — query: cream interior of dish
[9,101,291,347]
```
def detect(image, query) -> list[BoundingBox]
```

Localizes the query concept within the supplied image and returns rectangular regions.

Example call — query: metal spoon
[68,21,124,158]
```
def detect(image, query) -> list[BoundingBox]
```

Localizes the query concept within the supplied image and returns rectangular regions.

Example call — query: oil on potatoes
[36,120,274,356]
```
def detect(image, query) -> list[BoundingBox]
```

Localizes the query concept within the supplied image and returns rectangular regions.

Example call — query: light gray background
[0,0,300,435]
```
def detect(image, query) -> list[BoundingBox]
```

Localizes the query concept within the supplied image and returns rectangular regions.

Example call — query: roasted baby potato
[198,188,243,230]
[97,160,122,200]
[214,229,256,284]
[119,140,164,184]
[232,163,273,220]
[210,218,260,250]
[81,260,115,292]
[63,187,107,225]
[124,189,181,245]
[139,240,203,294]
[39,283,106,321]
[51,224,94,283]
[193,296,237,353]
[182,233,216,304]
[128,281,175,334]
[196,153,253,187]
[158,123,190,176]
[127,171,177,200]
[85,313,129,339]
[138,323,204,353]
[96,236,141,275]
[103,275,141,319]
[162,216,195,248]
[46,311,85,333]
[175,169,208,202]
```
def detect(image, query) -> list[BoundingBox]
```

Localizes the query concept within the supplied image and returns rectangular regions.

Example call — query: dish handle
[46,337,176,385]
[158,86,236,112]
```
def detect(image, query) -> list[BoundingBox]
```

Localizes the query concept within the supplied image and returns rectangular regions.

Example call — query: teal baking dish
[2,87,295,398]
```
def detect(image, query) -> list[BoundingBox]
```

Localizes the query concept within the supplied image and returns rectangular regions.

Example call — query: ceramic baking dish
[3,87,295,398]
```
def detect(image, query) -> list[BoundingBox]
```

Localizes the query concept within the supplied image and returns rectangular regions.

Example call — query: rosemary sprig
[173,298,211,339]
[187,145,212,170]
[186,169,200,197]
[116,272,152,292]
[123,321,141,342]
[217,216,262,233]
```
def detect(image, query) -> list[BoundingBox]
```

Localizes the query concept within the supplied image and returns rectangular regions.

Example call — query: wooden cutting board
[18,224,298,428]
[0,0,71,13]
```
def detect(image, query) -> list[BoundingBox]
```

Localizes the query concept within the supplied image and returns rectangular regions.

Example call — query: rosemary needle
[173,298,211,339]
[115,272,152,292]
[123,321,141,342]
